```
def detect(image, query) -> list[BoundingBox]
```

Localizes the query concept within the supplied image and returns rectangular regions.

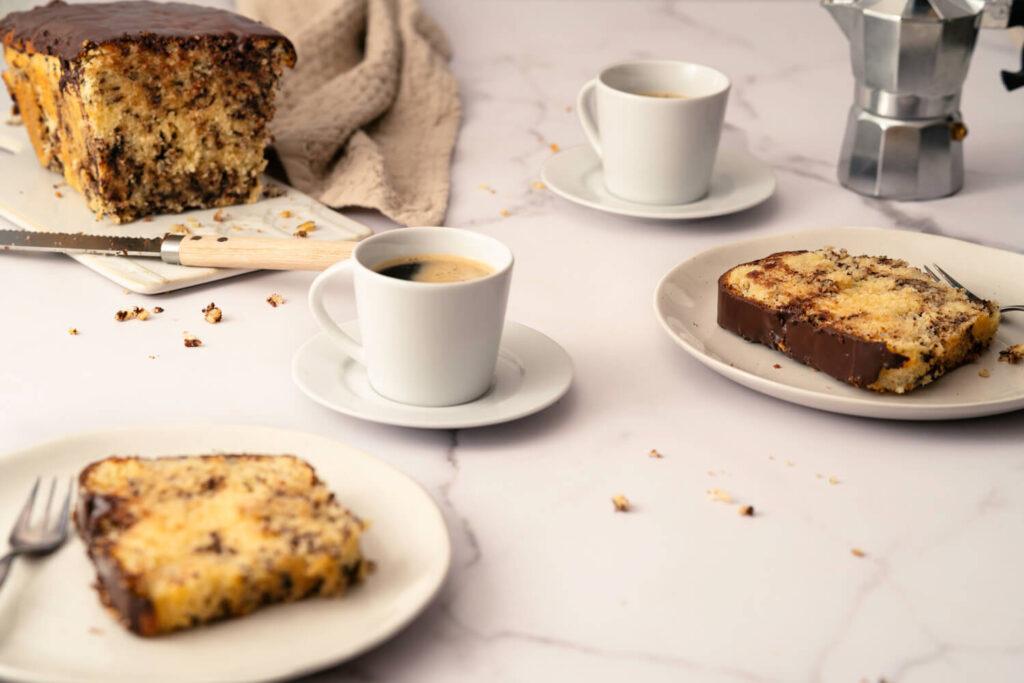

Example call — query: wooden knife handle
[165,234,357,271]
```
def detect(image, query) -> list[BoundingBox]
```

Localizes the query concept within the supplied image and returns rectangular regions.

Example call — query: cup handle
[576,79,602,158]
[308,259,366,365]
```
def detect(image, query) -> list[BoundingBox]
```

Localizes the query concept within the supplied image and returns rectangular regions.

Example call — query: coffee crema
[373,253,494,283]
[638,92,689,99]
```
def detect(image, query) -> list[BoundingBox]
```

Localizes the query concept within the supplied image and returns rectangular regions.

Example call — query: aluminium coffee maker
[822,0,1024,200]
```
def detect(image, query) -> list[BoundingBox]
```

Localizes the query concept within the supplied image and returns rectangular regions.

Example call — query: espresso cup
[577,59,730,205]
[309,227,513,407]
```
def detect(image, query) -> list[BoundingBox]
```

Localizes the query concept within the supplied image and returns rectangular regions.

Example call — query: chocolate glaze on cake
[0,0,295,64]
[717,272,909,388]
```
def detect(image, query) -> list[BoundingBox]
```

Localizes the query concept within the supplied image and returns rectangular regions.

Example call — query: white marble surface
[2,1,1024,681]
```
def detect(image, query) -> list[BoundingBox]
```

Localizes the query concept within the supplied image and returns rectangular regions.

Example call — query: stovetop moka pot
[822,0,1024,200]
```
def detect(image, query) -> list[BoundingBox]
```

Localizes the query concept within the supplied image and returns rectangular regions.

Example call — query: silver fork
[924,264,1024,313]
[0,478,73,591]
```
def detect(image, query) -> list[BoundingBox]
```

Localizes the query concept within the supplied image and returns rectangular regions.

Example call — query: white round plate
[0,425,451,683]
[654,226,1024,420]
[541,144,775,220]
[292,321,573,429]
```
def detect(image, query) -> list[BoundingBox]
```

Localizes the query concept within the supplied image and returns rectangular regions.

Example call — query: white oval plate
[654,227,1024,420]
[541,145,775,220]
[0,425,451,683]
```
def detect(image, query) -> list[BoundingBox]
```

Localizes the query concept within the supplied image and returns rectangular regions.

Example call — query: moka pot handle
[1001,0,1024,90]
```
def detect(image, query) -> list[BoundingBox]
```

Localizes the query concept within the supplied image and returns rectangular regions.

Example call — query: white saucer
[541,145,775,220]
[292,321,573,429]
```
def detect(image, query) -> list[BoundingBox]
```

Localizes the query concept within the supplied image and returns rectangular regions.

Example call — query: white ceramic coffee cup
[577,59,730,205]
[309,227,513,407]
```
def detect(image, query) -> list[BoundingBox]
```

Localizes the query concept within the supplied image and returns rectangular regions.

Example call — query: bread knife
[0,230,357,271]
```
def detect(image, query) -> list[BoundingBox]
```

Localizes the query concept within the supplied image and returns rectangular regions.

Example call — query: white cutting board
[0,112,372,294]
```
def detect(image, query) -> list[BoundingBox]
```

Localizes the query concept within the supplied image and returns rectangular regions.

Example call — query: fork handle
[0,552,14,591]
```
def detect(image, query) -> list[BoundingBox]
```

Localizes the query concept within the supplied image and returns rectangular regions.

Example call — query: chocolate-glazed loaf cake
[718,248,999,393]
[0,1,296,223]
[75,454,369,636]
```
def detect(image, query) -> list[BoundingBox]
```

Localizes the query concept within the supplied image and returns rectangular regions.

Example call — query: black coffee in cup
[374,254,494,283]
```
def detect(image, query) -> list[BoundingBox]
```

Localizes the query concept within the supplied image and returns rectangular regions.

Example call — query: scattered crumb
[296,220,315,236]
[148,355,156,359]
[500,209,510,217]
[296,229,309,238]
[739,505,754,517]
[611,494,631,512]
[153,306,164,314]
[532,181,546,190]
[187,217,199,225]
[183,331,202,348]
[169,223,190,235]
[768,455,775,460]
[549,143,559,152]
[999,344,1024,364]
[279,210,292,218]
[54,190,63,198]
[785,460,794,467]
[121,289,131,295]
[143,215,153,222]
[773,364,781,369]
[828,476,839,485]
[232,225,243,231]
[648,449,663,459]
[202,302,222,324]
[851,548,866,558]
[477,183,496,194]
[709,488,732,503]
[267,293,284,307]
[213,209,227,222]
[262,185,286,198]
[136,308,150,321]
[87,626,104,636]
[978,368,990,378]
[67,327,79,335]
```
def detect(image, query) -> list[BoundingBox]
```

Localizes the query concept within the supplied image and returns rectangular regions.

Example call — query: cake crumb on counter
[500,209,510,217]
[851,548,866,558]
[709,488,732,503]
[549,142,559,152]
[213,209,227,222]
[153,306,164,314]
[477,183,496,194]
[202,302,222,324]
[978,368,990,378]
[295,220,315,237]
[183,331,202,348]
[999,344,1024,364]
[267,293,284,307]
[611,494,631,512]
[739,505,754,517]
[68,327,79,335]
[828,476,839,484]
[648,449,663,459]
[279,210,292,218]
[532,181,546,190]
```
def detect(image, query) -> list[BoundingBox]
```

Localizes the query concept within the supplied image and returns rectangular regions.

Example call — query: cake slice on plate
[717,248,999,393]
[75,454,369,636]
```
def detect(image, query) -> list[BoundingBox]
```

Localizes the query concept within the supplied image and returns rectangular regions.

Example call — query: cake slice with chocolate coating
[0,1,295,223]
[75,454,369,636]
[718,248,999,393]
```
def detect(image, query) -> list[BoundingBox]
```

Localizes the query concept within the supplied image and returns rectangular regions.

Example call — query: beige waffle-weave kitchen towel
[237,0,460,226]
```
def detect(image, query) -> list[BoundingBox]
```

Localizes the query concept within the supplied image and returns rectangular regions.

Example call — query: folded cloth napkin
[237,0,460,226]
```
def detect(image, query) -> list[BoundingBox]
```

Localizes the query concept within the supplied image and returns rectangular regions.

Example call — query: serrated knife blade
[0,229,165,257]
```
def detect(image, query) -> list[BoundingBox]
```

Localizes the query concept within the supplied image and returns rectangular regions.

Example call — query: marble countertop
[2,1,1024,681]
